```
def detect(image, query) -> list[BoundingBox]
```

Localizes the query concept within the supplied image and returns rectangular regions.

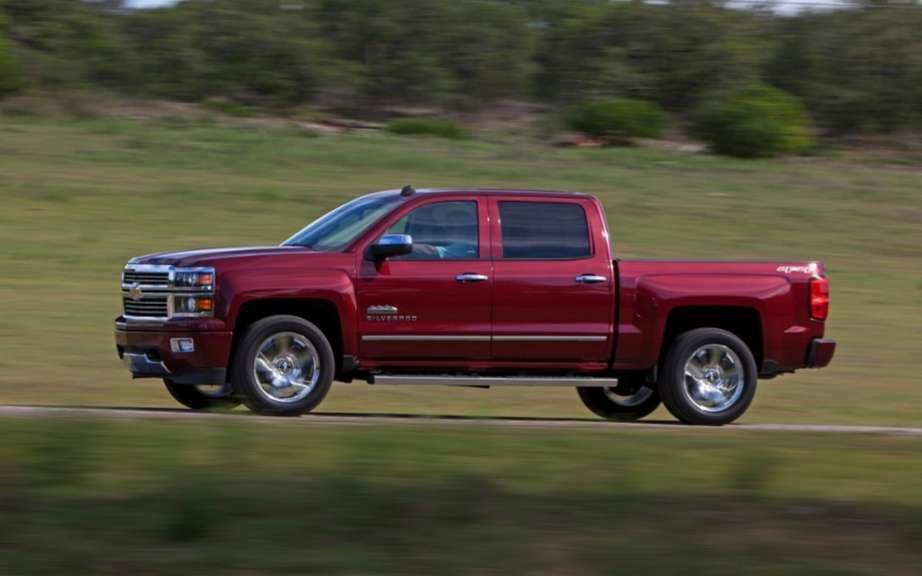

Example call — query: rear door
[488,197,614,362]
[356,196,492,360]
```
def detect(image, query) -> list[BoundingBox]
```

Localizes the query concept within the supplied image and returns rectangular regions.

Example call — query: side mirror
[368,234,413,260]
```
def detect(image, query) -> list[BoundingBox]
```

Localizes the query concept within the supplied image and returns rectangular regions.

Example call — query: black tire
[659,328,757,426]
[163,379,240,410]
[577,377,661,421]
[231,315,335,416]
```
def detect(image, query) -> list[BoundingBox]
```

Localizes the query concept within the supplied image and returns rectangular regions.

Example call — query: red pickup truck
[115,187,835,425]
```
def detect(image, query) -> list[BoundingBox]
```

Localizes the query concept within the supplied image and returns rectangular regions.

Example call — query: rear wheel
[163,380,240,410]
[577,376,660,421]
[659,328,757,425]
[231,315,334,416]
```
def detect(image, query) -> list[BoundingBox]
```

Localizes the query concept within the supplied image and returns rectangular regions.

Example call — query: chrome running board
[369,374,618,387]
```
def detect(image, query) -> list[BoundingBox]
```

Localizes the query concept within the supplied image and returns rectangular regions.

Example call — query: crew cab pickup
[115,187,835,425]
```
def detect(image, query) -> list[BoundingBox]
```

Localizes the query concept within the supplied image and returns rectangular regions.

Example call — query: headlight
[172,268,215,290]
[170,267,215,317]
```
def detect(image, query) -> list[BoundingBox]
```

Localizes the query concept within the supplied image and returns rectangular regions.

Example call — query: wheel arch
[229,299,344,378]
[660,306,764,370]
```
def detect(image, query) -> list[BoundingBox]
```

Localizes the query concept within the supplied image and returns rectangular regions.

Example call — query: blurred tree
[0,0,917,135]
[313,0,534,108]
[117,7,206,100]
[437,1,535,105]
[0,15,21,96]
[1,0,127,89]
[536,2,768,110]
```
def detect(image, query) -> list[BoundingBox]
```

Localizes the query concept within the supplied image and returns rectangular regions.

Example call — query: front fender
[219,266,359,356]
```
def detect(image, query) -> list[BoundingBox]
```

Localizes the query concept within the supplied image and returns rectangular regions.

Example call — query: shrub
[386,117,467,139]
[692,84,814,158]
[202,98,255,117]
[0,33,22,97]
[565,98,668,144]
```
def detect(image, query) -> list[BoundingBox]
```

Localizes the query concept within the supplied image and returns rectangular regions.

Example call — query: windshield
[282,192,405,251]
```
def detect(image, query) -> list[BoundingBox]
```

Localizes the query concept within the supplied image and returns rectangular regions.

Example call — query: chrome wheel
[603,386,654,408]
[252,331,321,404]
[682,344,745,413]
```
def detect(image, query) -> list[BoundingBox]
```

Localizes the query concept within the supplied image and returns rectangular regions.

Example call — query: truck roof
[380,187,596,199]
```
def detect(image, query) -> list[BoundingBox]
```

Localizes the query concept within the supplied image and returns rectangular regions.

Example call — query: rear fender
[616,274,790,370]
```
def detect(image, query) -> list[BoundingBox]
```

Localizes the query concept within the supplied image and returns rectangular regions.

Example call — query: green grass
[1,418,921,574]
[0,115,920,424]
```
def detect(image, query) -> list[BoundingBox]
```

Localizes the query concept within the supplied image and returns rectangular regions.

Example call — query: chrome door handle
[575,274,607,284]
[456,273,489,283]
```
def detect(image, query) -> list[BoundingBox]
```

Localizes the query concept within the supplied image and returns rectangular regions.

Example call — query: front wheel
[577,377,661,421]
[163,379,240,410]
[658,328,757,425]
[231,315,335,416]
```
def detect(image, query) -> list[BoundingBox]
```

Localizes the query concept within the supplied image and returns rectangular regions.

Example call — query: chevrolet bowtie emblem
[129,283,144,301]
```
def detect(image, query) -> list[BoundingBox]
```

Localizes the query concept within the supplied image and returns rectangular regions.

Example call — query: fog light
[173,295,214,315]
[170,338,195,353]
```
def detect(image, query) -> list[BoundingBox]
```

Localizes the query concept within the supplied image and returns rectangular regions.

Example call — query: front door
[357,198,492,360]
[489,197,615,362]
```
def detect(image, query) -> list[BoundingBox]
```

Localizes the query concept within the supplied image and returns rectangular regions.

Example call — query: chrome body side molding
[362,335,490,342]
[362,334,607,342]
[493,335,607,342]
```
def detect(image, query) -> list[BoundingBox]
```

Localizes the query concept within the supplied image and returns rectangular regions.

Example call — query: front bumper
[806,338,836,368]
[115,319,232,385]
[121,350,170,377]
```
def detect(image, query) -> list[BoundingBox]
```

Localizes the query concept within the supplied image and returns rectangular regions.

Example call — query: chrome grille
[123,295,169,318]
[121,263,215,322]
[123,270,170,286]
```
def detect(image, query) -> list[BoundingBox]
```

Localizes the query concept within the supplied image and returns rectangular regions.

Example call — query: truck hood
[128,246,314,268]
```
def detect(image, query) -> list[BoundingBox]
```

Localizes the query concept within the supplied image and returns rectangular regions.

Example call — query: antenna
[400,185,415,197]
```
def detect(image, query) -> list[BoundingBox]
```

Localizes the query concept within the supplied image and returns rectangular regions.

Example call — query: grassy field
[0,417,920,575]
[0,116,920,424]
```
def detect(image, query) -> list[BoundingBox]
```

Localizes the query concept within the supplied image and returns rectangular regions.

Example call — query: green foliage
[766,6,922,134]
[692,84,814,158]
[727,448,780,498]
[202,98,255,117]
[386,117,467,139]
[1,1,922,133]
[18,419,104,489]
[565,98,667,143]
[0,29,21,96]
[537,2,767,111]
[0,0,128,90]
[4,418,922,573]
[163,472,225,542]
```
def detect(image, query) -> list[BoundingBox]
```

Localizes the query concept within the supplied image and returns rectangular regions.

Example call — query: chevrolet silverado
[115,187,835,425]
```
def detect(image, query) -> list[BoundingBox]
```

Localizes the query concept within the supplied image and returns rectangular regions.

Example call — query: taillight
[810,277,829,320]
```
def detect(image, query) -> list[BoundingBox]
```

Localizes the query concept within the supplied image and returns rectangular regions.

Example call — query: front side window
[499,201,591,259]
[385,201,479,260]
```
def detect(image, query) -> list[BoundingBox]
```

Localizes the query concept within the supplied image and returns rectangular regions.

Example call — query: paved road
[1,405,921,435]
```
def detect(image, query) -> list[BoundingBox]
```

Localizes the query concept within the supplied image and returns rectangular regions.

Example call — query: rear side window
[499,201,591,259]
